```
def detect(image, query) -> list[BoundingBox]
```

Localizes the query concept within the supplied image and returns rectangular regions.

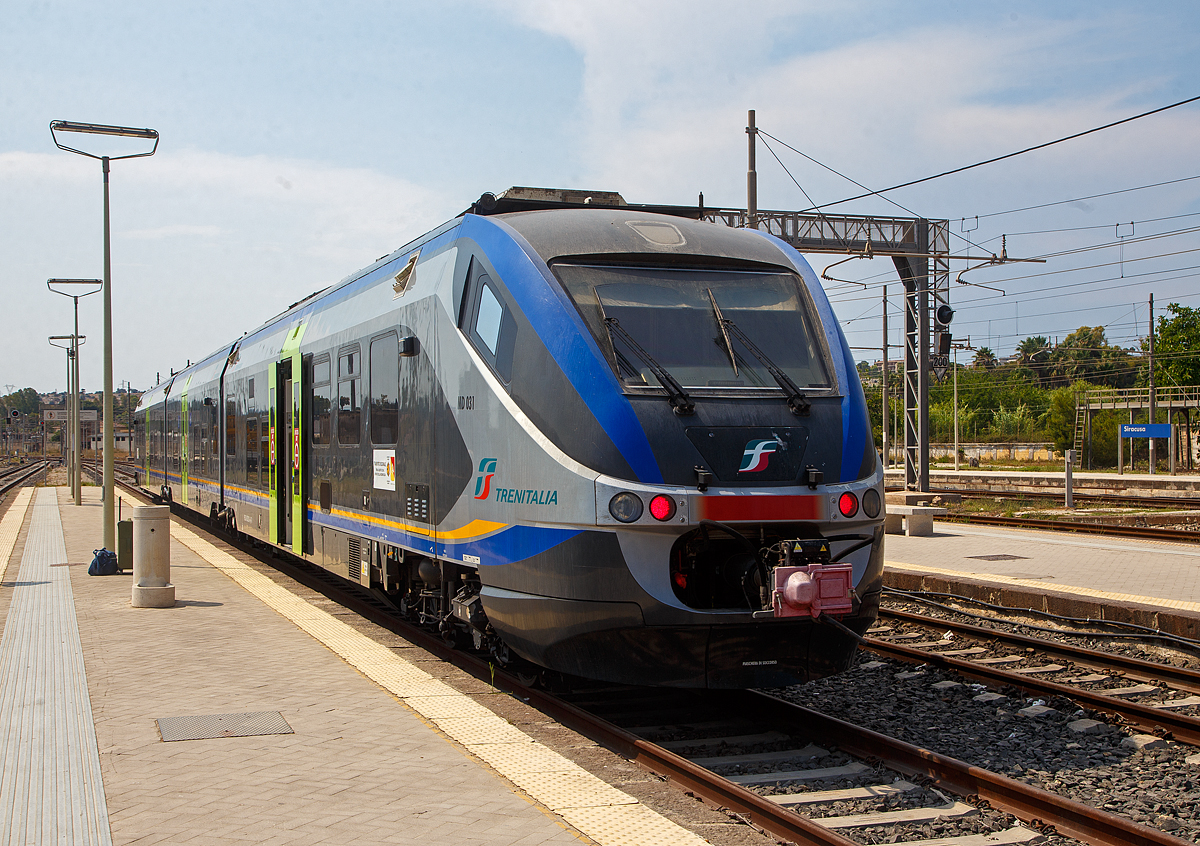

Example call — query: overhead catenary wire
[798,94,1200,211]
[968,173,1200,222]
[757,128,994,256]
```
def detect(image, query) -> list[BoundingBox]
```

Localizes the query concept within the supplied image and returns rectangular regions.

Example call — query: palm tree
[973,347,998,369]
[1017,336,1050,384]
[1016,336,1049,362]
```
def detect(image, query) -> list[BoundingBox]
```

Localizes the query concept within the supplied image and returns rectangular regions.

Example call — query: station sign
[43,409,99,422]
[1120,423,1171,438]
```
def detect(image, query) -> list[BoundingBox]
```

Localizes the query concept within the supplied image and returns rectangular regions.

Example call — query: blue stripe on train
[458,214,663,484]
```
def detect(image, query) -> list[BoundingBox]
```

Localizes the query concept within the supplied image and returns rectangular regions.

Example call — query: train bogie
[137,189,885,689]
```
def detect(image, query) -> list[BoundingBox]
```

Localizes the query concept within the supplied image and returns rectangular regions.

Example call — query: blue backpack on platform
[88,548,119,576]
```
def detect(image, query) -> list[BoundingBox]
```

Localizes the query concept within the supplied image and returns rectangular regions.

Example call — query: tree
[1016,336,1051,385]
[1017,336,1048,360]
[0,387,40,417]
[1146,303,1200,387]
[1049,326,1135,388]
[972,347,998,369]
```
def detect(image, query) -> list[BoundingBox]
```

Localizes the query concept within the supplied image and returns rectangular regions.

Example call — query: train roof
[492,206,791,268]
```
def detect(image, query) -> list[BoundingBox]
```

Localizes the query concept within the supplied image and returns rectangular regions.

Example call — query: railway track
[932,511,1200,544]
[0,460,51,497]
[905,487,1200,512]
[868,598,1200,747]
[106,474,1191,846]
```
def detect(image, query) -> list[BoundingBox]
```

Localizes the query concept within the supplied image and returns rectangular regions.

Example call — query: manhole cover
[967,554,1029,562]
[156,711,293,742]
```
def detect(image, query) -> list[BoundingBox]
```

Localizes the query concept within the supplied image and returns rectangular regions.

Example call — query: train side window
[226,397,237,456]
[246,416,259,478]
[463,270,516,383]
[370,334,398,445]
[338,347,361,445]
[208,400,218,471]
[311,355,331,446]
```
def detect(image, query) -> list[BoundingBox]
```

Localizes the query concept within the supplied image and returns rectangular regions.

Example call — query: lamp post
[51,120,158,551]
[48,279,101,505]
[49,335,85,484]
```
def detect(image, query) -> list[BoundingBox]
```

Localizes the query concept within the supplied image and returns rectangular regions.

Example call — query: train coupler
[771,563,853,618]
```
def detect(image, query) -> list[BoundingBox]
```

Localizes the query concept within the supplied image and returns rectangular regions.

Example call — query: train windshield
[553,264,831,391]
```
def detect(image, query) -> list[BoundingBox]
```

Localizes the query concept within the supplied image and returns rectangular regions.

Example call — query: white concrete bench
[884,505,948,537]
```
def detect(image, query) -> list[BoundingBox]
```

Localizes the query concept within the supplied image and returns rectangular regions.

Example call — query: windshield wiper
[706,292,811,416]
[603,317,695,416]
[708,289,739,377]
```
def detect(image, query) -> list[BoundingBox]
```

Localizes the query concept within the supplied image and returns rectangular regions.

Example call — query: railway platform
[882,516,1200,637]
[0,486,713,846]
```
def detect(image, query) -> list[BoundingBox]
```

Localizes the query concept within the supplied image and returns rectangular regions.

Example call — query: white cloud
[0,149,455,391]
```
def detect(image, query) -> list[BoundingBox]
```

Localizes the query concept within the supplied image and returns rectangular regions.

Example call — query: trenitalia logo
[739,439,778,473]
[473,458,497,499]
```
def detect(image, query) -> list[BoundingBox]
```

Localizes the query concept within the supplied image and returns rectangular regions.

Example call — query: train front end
[453,204,885,689]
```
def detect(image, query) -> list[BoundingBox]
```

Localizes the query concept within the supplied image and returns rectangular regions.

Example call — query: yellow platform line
[0,488,35,583]
[170,522,708,846]
[886,560,1200,615]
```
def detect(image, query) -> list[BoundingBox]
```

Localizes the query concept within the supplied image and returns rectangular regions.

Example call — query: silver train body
[136,191,885,688]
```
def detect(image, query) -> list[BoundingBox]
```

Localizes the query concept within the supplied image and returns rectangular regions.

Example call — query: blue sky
[4,1,1200,393]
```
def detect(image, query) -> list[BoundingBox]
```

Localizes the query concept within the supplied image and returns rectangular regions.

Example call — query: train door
[180,376,191,505]
[271,322,307,554]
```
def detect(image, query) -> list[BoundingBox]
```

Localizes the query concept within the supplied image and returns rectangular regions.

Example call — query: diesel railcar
[137,187,885,688]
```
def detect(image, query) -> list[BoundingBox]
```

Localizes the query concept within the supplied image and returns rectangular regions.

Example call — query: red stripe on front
[696,495,822,522]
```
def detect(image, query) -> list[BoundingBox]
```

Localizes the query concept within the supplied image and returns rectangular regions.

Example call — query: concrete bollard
[131,505,175,608]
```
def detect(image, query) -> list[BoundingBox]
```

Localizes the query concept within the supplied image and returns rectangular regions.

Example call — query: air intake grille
[348,537,361,581]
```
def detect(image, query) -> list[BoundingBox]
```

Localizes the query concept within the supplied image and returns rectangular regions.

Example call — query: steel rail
[740,690,1191,846]
[865,637,1200,746]
[939,488,1200,509]
[0,461,50,497]
[880,606,1200,694]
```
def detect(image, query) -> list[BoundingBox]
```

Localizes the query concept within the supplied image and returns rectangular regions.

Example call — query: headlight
[608,492,644,523]
[838,491,859,518]
[862,488,881,518]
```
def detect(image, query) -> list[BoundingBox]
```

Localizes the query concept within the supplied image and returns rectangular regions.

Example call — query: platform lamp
[50,120,158,551]
[48,279,102,506]
[49,334,86,489]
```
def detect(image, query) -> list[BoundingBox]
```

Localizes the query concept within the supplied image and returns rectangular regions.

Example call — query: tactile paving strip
[156,710,294,742]
[0,487,34,582]
[171,522,710,846]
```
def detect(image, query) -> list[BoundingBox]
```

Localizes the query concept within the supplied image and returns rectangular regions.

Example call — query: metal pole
[73,296,82,505]
[1149,293,1156,475]
[102,156,115,550]
[881,286,888,469]
[953,346,959,471]
[65,348,73,491]
[746,110,758,230]
[1065,449,1074,508]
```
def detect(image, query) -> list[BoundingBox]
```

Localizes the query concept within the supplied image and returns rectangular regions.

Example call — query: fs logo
[473,458,498,499]
[738,439,779,473]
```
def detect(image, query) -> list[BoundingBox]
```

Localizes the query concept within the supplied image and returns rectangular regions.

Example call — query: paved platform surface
[884,519,1200,615]
[0,488,718,846]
